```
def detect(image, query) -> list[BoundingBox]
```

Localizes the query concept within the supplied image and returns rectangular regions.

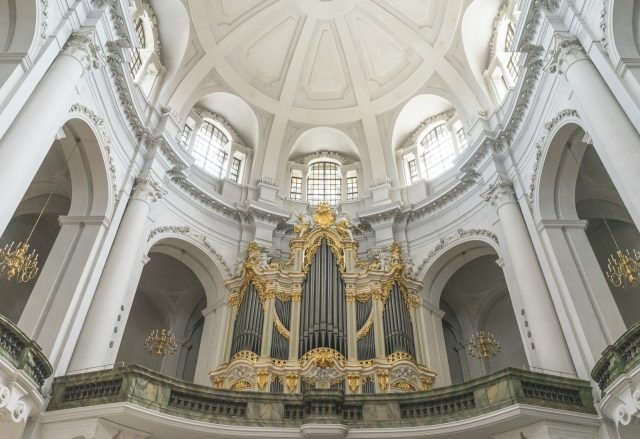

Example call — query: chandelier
[606,249,640,288]
[0,241,39,283]
[0,141,80,284]
[144,329,177,356]
[467,331,501,360]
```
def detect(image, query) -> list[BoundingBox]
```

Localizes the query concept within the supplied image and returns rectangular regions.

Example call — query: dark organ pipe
[230,283,264,357]
[298,240,347,356]
[382,283,416,358]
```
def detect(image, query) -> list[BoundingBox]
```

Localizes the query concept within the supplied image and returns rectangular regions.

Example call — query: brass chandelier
[0,141,79,284]
[0,241,39,283]
[467,331,501,360]
[144,329,178,356]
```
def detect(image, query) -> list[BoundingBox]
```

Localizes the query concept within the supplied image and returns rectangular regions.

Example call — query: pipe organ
[211,203,436,394]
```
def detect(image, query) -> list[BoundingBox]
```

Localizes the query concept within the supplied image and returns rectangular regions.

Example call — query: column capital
[545,35,587,75]
[132,175,166,203]
[480,174,517,208]
[61,31,104,71]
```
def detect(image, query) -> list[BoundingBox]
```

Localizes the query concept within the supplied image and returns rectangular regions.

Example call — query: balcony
[0,314,52,439]
[43,365,598,438]
[592,321,640,432]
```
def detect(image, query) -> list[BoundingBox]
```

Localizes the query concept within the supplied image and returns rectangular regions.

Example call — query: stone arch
[144,235,226,305]
[608,0,640,63]
[0,0,39,91]
[419,232,501,305]
[532,119,629,377]
[419,235,527,385]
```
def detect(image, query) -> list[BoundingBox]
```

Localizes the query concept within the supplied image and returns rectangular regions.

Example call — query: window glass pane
[420,124,456,180]
[456,128,469,150]
[191,121,230,179]
[408,159,418,184]
[507,52,521,79]
[290,176,302,201]
[346,176,358,201]
[230,157,242,182]
[129,48,142,76]
[505,24,514,51]
[135,19,146,48]
[307,162,341,206]
[179,124,193,148]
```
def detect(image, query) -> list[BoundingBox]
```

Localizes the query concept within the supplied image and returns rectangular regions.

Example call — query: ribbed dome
[187,0,453,124]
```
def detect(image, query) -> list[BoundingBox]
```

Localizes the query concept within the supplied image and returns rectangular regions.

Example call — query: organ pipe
[230,283,264,357]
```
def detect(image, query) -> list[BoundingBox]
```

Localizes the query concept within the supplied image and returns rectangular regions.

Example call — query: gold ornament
[377,371,389,392]
[286,374,298,392]
[231,380,252,390]
[144,329,177,356]
[312,202,335,228]
[394,380,415,391]
[257,370,269,391]
[212,377,224,389]
[347,374,360,393]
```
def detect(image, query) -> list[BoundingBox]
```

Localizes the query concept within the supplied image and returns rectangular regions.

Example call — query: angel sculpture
[288,210,312,237]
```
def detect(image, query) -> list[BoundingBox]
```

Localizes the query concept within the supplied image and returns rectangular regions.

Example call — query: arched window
[129,19,145,76]
[191,120,231,179]
[290,170,303,201]
[346,170,358,201]
[419,123,456,180]
[400,113,469,185]
[307,162,341,206]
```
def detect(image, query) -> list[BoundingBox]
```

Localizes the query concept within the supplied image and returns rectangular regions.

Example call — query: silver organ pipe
[298,239,347,356]
[230,283,264,357]
[383,283,416,358]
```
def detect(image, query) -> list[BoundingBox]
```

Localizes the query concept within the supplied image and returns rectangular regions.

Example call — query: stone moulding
[147,225,233,277]
[68,103,119,195]
[527,108,579,210]
[46,365,595,427]
[417,229,499,275]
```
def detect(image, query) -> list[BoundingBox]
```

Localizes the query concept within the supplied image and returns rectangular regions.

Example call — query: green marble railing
[592,321,640,392]
[48,366,594,427]
[0,313,53,389]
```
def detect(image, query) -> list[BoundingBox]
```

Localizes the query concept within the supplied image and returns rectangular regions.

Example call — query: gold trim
[257,370,269,391]
[387,352,413,363]
[232,350,260,363]
[394,380,415,392]
[231,380,252,390]
[347,373,360,393]
[356,313,374,341]
[273,313,290,340]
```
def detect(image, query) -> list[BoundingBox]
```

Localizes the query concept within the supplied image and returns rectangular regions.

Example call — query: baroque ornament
[147,225,232,277]
[68,104,119,194]
[417,229,499,274]
[62,31,104,71]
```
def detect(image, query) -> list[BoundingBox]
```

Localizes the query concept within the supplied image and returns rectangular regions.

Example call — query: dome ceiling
[166,0,492,182]
[183,0,462,124]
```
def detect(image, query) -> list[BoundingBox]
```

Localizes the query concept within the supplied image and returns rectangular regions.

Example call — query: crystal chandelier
[606,249,640,288]
[0,241,39,283]
[144,329,177,356]
[467,331,501,360]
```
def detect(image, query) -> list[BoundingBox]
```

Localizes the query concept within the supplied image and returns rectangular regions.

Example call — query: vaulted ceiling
[159,0,500,183]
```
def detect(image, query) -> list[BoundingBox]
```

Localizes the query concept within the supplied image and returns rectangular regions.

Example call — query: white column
[372,285,386,358]
[288,289,302,361]
[418,301,451,387]
[68,176,165,371]
[346,289,357,362]
[193,302,228,385]
[0,32,102,235]
[482,175,574,375]
[547,35,640,227]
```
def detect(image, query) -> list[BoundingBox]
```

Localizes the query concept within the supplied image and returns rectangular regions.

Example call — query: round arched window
[307,161,341,206]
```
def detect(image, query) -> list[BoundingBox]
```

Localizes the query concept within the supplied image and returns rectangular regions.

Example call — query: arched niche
[184,92,259,151]
[122,236,228,385]
[116,251,207,383]
[461,0,503,97]
[534,121,629,366]
[0,0,38,88]
[420,238,527,385]
[146,0,190,102]
[1,118,111,332]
